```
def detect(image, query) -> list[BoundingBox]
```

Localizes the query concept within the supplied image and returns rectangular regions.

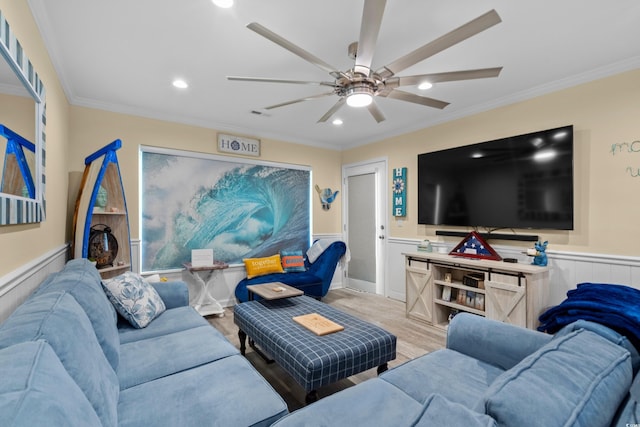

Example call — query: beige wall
[2,0,639,282]
[343,69,640,256]
[67,106,343,242]
[0,0,71,276]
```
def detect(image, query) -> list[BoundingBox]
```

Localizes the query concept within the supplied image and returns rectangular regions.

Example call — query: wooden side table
[182,261,229,316]
[246,282,304,301]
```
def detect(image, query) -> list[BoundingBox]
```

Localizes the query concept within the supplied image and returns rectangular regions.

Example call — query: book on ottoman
[293,313,344,336]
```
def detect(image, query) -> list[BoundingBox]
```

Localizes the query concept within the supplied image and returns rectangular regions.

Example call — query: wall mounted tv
[417,125,574,230]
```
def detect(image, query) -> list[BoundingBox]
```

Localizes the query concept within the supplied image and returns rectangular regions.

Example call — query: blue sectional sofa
[272,313,639,427]
[0,259,288,427]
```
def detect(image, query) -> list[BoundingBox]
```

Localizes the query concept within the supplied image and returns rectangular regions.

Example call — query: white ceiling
[25,0,640,150]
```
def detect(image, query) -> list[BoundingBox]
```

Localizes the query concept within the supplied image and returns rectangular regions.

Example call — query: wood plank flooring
[206,288,445,411]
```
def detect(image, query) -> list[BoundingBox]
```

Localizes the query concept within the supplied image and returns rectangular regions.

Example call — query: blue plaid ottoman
[234,295,397,403]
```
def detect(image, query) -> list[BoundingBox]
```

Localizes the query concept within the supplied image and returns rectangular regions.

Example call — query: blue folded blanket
[538,282,640,349]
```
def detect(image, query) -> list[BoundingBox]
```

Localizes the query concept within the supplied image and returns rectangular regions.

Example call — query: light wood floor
[206,288,445,411]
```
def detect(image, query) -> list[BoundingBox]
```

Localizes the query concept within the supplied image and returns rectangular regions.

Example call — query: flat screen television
[417,125,574,230]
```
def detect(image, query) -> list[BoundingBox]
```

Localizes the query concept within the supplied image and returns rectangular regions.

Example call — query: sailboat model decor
[72,140,131,279]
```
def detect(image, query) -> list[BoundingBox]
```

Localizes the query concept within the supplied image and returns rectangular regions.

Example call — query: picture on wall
[140,147,311,272]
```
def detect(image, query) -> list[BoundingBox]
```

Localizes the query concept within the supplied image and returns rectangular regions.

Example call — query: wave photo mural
[140,147,311,272]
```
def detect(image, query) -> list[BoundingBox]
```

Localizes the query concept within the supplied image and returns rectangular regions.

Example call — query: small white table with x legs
[182,261,229,316]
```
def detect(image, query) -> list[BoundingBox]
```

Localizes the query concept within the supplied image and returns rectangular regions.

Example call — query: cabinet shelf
[434,280,486,294]
[434,298,485,316]
[92,211,126,216]
[405,251,550,331]
[97,263,131,273]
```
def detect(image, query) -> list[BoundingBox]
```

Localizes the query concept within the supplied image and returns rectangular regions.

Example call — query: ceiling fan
[228,0,502,123]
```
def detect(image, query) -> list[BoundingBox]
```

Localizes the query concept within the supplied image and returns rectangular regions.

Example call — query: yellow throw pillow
[243,254,285,279]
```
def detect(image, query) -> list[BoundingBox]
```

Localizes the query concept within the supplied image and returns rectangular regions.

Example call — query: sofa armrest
[151,281,190,309]
[446,313,552,370]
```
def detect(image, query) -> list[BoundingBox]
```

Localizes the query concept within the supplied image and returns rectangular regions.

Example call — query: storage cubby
[405,252,548,334]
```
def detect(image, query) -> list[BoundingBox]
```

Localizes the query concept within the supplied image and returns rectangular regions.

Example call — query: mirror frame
[0,9,46,225]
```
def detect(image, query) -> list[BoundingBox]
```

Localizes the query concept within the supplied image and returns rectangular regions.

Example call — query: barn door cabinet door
[405,258,433,324]
[485,273,527,328]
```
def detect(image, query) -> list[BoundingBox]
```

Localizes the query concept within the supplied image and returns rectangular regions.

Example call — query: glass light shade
[212,0,234,8]
[346,92,373,107]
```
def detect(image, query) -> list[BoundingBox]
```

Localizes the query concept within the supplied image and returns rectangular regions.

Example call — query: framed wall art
[140,146,311,272]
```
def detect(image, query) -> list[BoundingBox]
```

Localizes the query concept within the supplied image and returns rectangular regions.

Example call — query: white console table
[182,261,229,316]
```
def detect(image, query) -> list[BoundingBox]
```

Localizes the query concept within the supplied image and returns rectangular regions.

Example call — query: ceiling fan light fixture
[418,81,433,90]
[346,85,374,107]
[212,0,234,8]
[172,79,188,89]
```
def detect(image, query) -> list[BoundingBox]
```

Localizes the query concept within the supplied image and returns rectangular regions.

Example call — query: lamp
[346,84,373,107]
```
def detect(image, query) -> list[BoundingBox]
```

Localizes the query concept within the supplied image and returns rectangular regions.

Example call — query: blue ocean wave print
[141,152,311,271]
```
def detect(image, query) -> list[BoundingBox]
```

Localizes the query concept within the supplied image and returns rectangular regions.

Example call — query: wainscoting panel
[0,245,68,323]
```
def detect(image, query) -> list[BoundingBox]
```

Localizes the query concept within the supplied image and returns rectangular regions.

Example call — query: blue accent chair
[234,241,347,303]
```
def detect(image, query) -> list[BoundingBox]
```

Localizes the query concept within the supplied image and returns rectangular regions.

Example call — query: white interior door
[343,159,387,295]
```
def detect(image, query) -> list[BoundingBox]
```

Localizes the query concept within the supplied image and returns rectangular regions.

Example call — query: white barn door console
[405,252,550,334]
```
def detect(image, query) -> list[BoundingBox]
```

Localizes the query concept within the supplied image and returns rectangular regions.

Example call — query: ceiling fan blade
[394,67,503,87]
[227,76,337,87]
[317,98,346,123]
[376,10,501,78]
[367,101,386,123]
[247,22,344,79]
[384,89,449,109]
[354,0,387,76]
[265,92,335,110]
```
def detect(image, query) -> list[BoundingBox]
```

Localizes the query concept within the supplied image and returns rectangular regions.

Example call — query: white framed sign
[217,133,260,157]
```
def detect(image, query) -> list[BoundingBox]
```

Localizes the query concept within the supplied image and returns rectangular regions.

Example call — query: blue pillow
[102,271,166,328]
[281,250,306,272]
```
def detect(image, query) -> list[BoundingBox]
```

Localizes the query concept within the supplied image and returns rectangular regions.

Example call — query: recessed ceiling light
[212,0,234,8]
[332,118,343,125]
[172,79,188,89]
[418,81,433,90]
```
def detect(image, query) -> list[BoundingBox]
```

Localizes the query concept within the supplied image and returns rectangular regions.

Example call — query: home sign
[217,133,261,157]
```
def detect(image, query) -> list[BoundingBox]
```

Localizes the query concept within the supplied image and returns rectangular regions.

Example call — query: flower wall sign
[393,167,406,217]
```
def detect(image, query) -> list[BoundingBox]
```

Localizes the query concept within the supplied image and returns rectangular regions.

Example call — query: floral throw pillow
[101,271,166,328]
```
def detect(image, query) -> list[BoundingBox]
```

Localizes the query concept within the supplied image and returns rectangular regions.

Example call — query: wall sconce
[315,185,339,210]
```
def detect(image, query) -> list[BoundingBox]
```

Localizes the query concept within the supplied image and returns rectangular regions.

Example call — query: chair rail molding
[0,244,68,322]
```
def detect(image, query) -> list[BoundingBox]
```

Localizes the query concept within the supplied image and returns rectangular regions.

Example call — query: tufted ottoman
[234,295,397,403]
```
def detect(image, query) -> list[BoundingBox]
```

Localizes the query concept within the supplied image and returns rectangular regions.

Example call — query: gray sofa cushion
[412,394,496,427]
[33,258,120,369]
[0,291,119,427]
[118,325,239,389]
[612,373,640,426]
[480,328,632,427]
[272,378,426,427]
[0,340,102,427]
[118,355,288,427]
[380,348,505,407]
[118,305,209,344]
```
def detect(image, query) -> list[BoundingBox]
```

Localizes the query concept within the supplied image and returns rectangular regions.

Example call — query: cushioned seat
[235,241,346,302]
